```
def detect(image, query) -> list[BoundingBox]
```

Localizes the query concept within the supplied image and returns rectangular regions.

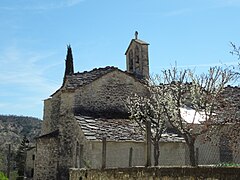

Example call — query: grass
[216,163,240,167]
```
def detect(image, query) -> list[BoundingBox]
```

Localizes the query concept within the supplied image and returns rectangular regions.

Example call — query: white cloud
[0,45,62,118]
[0,0,85,11]
[0,46,60,88]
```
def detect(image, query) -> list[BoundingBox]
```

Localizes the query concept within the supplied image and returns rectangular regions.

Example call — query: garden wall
[69,166,240,180]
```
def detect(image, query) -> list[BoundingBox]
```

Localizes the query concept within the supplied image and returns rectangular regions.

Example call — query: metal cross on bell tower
[135,31,138,39]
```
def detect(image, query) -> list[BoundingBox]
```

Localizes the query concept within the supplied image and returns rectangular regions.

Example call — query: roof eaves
[36,130,59,139]
[125,39,149,55]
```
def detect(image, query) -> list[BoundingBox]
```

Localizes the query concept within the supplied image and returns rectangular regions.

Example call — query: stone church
[32,33,186,180]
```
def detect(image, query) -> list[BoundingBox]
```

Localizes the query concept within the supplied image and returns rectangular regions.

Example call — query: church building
[33,33,187,180]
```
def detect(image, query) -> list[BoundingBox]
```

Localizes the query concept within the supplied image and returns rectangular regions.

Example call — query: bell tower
[125,31,149,79]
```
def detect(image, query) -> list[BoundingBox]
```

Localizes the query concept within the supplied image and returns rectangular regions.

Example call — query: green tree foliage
[15,136,29,178]
[64,45,74,76]
[0,172,8,180]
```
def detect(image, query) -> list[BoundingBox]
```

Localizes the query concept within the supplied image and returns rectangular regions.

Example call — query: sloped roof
[180,107,207,124]
[36,130,59,139]
[51,66,118,96]
[125,39,149,55]
[65,66,118,89]
[51,66,146,96]
[134,39,149,45]
[75,116,185,142]
[75,115,144,141]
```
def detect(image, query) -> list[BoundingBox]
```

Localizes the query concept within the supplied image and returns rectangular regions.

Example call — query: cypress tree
[64,45,74,76]
[15,136,29,179]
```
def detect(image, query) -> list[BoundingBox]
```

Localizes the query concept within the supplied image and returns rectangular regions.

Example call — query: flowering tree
[158,66,236,166]
[126,83,167,166]
[127,65,236,166]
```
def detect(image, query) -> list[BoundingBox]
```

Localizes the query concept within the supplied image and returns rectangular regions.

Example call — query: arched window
[135,46,140,72]
[129,49,133,71]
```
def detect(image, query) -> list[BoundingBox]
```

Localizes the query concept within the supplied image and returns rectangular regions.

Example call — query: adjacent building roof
[180,107,207,124]
[75,116,185,142]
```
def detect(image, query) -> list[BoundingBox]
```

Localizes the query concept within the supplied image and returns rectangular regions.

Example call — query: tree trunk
[153,140,160,166]
[146,121,151,167]
[188,140,196,166]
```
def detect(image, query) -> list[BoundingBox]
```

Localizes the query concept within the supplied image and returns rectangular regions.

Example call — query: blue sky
[0,0,240,119]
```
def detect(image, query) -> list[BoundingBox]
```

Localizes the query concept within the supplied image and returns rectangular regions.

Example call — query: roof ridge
[72,66,118,76]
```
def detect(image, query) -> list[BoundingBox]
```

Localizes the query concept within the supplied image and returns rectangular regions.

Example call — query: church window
[129,50,133,71]
[135,46,140,72]
[135,46,139,63]
[31,168,34,177]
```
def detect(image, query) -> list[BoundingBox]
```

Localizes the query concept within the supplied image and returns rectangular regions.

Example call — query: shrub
[217,163,240,167]
[0,171,8,180]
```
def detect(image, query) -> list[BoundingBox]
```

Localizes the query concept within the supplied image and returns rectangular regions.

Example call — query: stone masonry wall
[74,70,148,118]
[41,94,61,135]
[34,137,59,180]
[88,141,186,169]
[195,133,240,165]
[25,148,35,178]
[69,166,240,180]
[57,91,92,179]
[126,40,149,79]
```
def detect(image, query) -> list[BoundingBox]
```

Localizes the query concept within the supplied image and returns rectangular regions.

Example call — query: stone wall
[25,147,35,178]
[125,39,149,79]
[195,133,240,165]
[74,70,148,118]
[87,141,186,169]
[41,94,61,135]
[34,136,59,180]
[57,91,91,179]
[35,90,92,180]
[69,166,240,180]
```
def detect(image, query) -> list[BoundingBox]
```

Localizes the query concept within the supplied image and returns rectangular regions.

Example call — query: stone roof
[75,116,185,142]
[51,66,119,96]
[134,39,149,45]
[51,66,146,96]
[36,130,59,139]
[65,66,118,89]
[217,85,240,122]
[125,39,149,55]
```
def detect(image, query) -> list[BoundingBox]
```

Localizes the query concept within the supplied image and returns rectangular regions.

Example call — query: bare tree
[207,42,240,156]
[153,66,235,166]
[127,65,236,166]
[207,85,240,156]
[126,83,167,166]
[230,42,240,60]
